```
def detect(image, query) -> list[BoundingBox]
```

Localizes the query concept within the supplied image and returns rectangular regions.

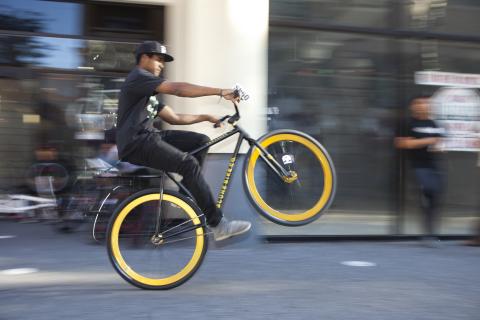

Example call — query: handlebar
[213,100,241,128]
[213,114,231,128]
[213,85,248,128]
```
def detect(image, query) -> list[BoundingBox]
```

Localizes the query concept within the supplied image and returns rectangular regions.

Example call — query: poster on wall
[431,87,480,152]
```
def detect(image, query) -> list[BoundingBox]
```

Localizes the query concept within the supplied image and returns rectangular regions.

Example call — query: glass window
[0,0,82,36]
[270,0,480,36]
[82,40,137,72]
[401,39,480,79]
[397,38,480,235]
[270,0,392,29]
[399,0,480,36]
[0,72,126,188]
[0,35,137,72]
[268,28,401,234]
[25,37,84,70]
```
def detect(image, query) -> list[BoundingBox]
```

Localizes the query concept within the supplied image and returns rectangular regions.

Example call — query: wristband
[218,89,223,103]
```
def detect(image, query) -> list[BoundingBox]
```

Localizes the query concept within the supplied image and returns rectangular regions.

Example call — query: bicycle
[107,91,336,289]
[56,158,153,238]
[0,163,68,222]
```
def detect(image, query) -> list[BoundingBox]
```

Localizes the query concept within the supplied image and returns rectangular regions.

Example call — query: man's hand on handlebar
[202,114,223,127]
[220,89,240,102]
[214,84,248,128]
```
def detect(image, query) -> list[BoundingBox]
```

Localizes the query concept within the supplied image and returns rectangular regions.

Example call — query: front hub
[151,234,164,245]
[283,171,298,184]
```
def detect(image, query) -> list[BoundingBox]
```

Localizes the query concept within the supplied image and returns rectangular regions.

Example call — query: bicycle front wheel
[107,189,208,290]
[244,130,336,226]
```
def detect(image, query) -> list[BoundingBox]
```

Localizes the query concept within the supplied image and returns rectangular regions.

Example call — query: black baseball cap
[135,41,174,62]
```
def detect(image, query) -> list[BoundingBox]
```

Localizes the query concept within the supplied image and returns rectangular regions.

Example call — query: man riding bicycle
[116,41,251,241]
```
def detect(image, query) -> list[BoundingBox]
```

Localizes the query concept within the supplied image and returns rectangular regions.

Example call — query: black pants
[124,130,223,226]
[414,168,443,236]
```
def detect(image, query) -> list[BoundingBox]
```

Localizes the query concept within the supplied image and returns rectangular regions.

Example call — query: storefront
[0,0,478,236]
[0,1,160,188]
[267,0,480,236]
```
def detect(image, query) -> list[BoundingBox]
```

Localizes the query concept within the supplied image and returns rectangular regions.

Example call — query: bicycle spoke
[160,214,205,235]
[246,131,335,224]
[126,232,209,247]
[116,222,204,240]
[160,233,206,245]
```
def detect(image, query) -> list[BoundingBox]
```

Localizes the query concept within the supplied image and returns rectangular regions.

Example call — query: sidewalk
[259,211,478,236]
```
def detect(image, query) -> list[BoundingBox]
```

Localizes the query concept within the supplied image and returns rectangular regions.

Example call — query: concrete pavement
[0,221,479,320]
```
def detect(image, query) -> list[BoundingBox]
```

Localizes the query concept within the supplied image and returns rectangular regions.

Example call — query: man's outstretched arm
[156,81,238,101]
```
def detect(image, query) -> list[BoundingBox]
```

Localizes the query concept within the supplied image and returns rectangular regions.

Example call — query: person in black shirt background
[116,41,251,241]
[395,96,445,244]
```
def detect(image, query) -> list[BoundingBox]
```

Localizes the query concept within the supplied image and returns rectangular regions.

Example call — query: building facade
[0,0,478,236]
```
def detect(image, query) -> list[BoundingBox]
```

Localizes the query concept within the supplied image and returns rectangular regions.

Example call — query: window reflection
[0,0,82,36]
[269,28,399,213]
[65,76,123,140]
[24,37,83,69]
[270,0,391,28]
[400,39,480,78]
[0,35,49,66]
[0,72,125,184]
[0,35,136,72]
[268,17,480,232]
[82,40,137,72]
[401,0,480,35]
[271,0,480,36]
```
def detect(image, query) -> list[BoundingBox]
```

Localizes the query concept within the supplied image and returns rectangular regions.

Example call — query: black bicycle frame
[102,122,292,240]
[164,123,292,212]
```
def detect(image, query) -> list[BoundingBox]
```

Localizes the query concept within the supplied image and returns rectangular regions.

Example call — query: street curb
[262,235,472,243]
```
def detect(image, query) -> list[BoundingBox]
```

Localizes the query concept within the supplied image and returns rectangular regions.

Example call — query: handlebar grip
[233,89,240,99]
[213,115,230,128]
[233,84,250,101]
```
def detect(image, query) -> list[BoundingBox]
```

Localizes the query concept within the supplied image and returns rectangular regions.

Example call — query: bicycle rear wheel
[107,188,208,290]
[244,130,336,226]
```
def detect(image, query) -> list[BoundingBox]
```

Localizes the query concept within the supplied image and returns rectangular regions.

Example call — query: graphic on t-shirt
[146,96,160,119]
[412,127,445,134]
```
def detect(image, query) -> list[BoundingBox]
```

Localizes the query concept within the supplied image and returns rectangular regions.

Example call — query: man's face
[142,54,165,76]
[410,98,430,120]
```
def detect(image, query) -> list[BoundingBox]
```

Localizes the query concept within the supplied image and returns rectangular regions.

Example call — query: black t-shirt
[116,67,166,159]
[407,118,444,169]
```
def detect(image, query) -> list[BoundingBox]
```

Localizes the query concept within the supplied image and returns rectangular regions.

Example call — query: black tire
[243,129,336,226]
[107,188,208,290]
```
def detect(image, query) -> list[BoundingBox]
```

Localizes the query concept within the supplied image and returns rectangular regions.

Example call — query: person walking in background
[395,96,445,245]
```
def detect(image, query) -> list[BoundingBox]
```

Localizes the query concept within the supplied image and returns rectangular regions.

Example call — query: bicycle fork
[247,138,298,184]
[151,173,165,245]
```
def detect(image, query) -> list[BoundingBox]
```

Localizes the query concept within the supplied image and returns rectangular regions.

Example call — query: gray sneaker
[210,218,251,241]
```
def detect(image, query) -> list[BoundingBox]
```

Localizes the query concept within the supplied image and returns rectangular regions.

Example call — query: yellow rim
[110,194,204,286]
[246,133,333,222]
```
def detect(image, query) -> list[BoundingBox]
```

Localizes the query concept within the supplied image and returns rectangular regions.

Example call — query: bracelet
[218,89,223,103]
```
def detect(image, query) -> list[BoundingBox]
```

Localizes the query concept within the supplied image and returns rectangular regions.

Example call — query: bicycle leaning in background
[107,88,337,289]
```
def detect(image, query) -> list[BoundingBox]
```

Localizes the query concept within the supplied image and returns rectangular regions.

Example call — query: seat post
[158,171,165,200]
[154,171,165,237]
